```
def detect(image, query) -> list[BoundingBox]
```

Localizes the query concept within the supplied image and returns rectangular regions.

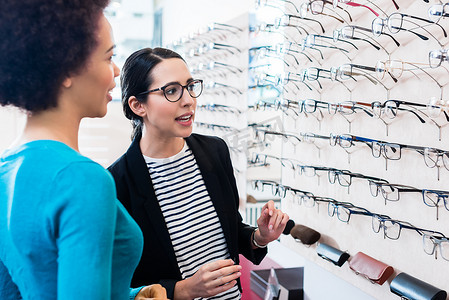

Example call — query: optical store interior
[2,0,449,299]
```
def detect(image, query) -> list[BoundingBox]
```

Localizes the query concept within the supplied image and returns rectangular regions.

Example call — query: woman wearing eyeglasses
[108,47,289,300]
[0,1,166,299]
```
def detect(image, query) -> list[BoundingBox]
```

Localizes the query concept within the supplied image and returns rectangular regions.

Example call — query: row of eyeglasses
[250,152,449,219]
[257,0,448,16]
[251,178,449,261]
[252,0,449,70]
[278,98,448,121]
[249,125,449,178]
[257,0,448,28]
[250,57,447,93]
[251,98,448,139]
[169,22,244,49]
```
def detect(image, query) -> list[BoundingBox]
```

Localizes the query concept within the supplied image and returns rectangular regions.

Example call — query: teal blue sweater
[0,140,144,300]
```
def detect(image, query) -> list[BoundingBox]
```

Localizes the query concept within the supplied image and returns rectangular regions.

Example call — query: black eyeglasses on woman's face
[137,79,203,102]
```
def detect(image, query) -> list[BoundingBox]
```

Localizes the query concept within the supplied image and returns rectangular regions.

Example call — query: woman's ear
[62,77,72,88]
[128,96,147,117]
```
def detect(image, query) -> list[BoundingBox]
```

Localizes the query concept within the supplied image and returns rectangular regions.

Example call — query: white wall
[0,107,25,153]
[159,0,253,45]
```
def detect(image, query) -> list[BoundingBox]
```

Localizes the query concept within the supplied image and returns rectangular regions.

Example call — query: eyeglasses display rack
[168,1,449,298]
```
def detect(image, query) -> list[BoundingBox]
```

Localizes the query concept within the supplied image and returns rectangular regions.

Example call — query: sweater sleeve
[49,162,117,300]
[129,286,144,300]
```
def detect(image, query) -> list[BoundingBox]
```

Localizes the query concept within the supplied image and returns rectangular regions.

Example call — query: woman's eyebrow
[105,45,116,54]
[162,78,195,85]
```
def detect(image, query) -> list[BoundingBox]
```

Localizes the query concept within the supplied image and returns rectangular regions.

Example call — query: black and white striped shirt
[144,142,241,300]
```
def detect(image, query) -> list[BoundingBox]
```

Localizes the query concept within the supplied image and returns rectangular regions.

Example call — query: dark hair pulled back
[120,47,184,140]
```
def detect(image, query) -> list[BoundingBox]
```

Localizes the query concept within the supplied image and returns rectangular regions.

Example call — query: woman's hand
[135,284,168,300]
[255,200,289,246]
[174,259,241,300]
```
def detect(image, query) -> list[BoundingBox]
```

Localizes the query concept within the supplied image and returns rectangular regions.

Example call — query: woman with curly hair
[0,1,166,299]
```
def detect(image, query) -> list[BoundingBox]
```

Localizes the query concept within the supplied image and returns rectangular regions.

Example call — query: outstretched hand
[255,200,289,246]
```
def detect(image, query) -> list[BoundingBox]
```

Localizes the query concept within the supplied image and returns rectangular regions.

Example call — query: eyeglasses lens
[302,166,316,177]
[337,173,351,186]
[375,61,386,80]
[164,81,203,101]
[338,135,352,148]
[300,3,309,18]
[440,239,449,261]
[369,181,380,197]
[429,50,443,69]
[424,148,438,168]
[337,206,350,222]
[302,195,315,208]
[427,97,443,118]
[338,101,354,115]
[371,102,382,118]
[371,216,381,233]
[333,30,340,42]
[372,142,382,158]
[384,220,400,239]
[381,184,399,201]
[428,4,443,23]
[310,1,324,14]
[389,60,403,79]
[387,13,402,34]
[423,190,439,207]
[384,101,398,119]
[372,18,383,36]
[304,99,318,113]
[422,234,436,255]
[341,26,353,39]
[442,152,449,170]
[384,143,401,160]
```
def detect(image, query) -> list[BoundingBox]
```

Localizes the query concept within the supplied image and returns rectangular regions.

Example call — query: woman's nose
[113,61,120,78]
[180,87,195,106]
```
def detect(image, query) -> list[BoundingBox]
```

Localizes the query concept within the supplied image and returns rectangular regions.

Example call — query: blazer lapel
[125,138,179,271]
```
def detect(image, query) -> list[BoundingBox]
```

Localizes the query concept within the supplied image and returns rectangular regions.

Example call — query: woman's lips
[175,113,194,126]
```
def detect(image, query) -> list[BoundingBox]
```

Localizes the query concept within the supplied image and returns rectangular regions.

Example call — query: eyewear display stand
[167,0,449,299]
[250,267,304,300]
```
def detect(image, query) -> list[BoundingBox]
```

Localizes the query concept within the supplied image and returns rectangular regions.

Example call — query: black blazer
[108,133,267,299]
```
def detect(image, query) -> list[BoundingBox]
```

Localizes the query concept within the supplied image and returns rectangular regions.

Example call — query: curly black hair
[0,0,110,112]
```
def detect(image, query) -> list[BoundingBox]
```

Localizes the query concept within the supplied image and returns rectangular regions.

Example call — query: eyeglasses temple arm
[211,22,243,32]
[403,13,447,37]
[351,36,381,50]
[302,43,325,60]
[347,2,379,17]
[391,0,399,10]
[286,48,312,63]
[295,16,326,33]
[397,106,426,123]
[396,26,428,41]
[321,34,359,50]
[333,3,353,22]
[352,24,400,47]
